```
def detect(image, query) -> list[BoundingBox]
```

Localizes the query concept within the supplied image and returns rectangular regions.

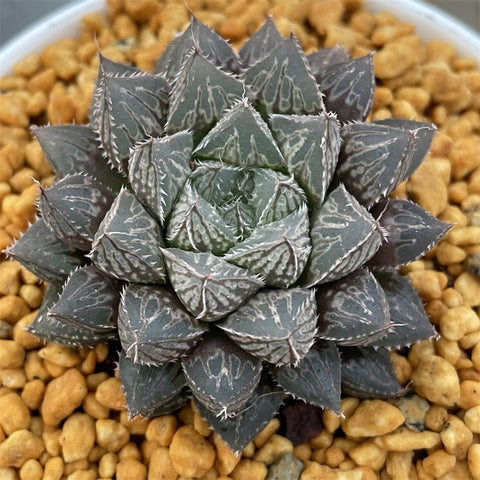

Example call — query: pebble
[169,425,216,478]
[468,444,480,480]
[95,419,130,453]
[0,339,25,368]
[423,449,456,477]
[342,400,405,437]
[454,271,480,307]
[41,368,88,425]
[440,415,473,460]
[0,429,44,468]
[266,452,303,480]
[95,377,126,411]
[61,413,96,462]
[411,355,460,406]
[394,393,429,432]
[0,392,31,435]
[375,427,441,451]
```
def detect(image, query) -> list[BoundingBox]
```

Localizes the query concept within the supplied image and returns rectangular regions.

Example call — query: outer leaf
[48,265,119,336]
[194,99,285,170]
[182,331,263,418]
[270,112,340,205]
[155,16,240,80]
[315,268,391,346]
[90,188,166,284]
[243,36,324,115]
[220,288,317,366]
[91,68,169,174]
[272,341,341,412]
[118,284,205,365]
[337,122,414,207]
[369,199,451,267]
[31,125,125,191]
[7,218,84,284]
[375,118,437,179]
[28,282,117,346]
[118,351,189,418]
[315,54,375,123]
[304,185,382,286]
[307,46,349,76]
[166,182,237,255]
[371,271,438,349]
[39,174,115,251]
[129,131,193,224]
[238,16,283,66]
[224,207,311,288]
[194,371,283,453]
[161,248,264,321]
[166,50,245,143]
[341,347,405,398]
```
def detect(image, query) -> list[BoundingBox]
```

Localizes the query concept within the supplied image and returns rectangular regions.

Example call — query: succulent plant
[8,17,450,451]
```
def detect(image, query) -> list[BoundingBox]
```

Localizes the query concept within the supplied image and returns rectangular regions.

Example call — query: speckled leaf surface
[243,36,324,115]
[304,185,381,286]
[32,125,125,191]
[272,341,341,413]
[40,174,115,251]
[316,268,390,346]
[194,371,284,453]
[8,218,84,284]
[182,331,263,418]
[369,199,451,267]
[219,288,317,366]
[118,351,189,418]
[194,99,285,170]
[90,189,166,284]
[129,131,193,225]
[371,271,438,349]
[341,346,404,398]
[161,248,264,321]
[118,284,205,365]
[270,113,340,205]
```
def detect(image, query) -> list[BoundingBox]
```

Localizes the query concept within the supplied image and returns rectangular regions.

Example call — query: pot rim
[0,0,478,77]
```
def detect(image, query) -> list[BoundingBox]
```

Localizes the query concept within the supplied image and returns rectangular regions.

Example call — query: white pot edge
[0,0,478,77]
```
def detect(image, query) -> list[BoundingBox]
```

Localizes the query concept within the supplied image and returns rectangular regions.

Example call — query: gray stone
[266,452,303,480]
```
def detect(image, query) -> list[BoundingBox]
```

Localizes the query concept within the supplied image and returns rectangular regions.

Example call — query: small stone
[41,368,88,425]
[394,393,430,432]
[454,271,480,307]
[96,419,130,453]
[0,429,45,468]
[440,415,473,460]
[411,355,460,407]
[0,339,25,368]
[266,452,303,480]
[61,413,96,462]
[95,377,126,410]
[342,400,405,437]
[169,425,215,478]
[0,392,31,435]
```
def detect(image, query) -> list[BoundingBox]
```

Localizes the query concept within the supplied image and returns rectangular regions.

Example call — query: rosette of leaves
[8,18,450,451]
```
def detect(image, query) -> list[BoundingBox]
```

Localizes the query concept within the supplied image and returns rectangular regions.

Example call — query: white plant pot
[0,0,478,78]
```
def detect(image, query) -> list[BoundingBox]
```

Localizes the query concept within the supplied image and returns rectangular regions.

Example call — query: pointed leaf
[375,118,437,179]
[369,199,451,267]
[307,47,349,77]
[91,69,169,173]
[224,207,311,288]
[270,112,340,205]
[194,99,285,170]
[90,188,166,283]
[304,185,382,286]
[182,331,263,418]
[166,50,245,143]
[129,131,193,224]
[166,182,237,255]
[118,284,206,365]
[161,248,264,321]
[316,54,375,123]
[48,265,119,335]
[341,347,405,398]
[316,268,391,346]
[371,271,437,349]
[39,174,116,251]
[243,36,324,115]
[219,288,317,366]
[272,341,341,412]
[194,371,283,453]
[155,16,240,80]
[118,351,189,417]
[7,218,84,284]
[31,125,125,191]
[238,16,283,66]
